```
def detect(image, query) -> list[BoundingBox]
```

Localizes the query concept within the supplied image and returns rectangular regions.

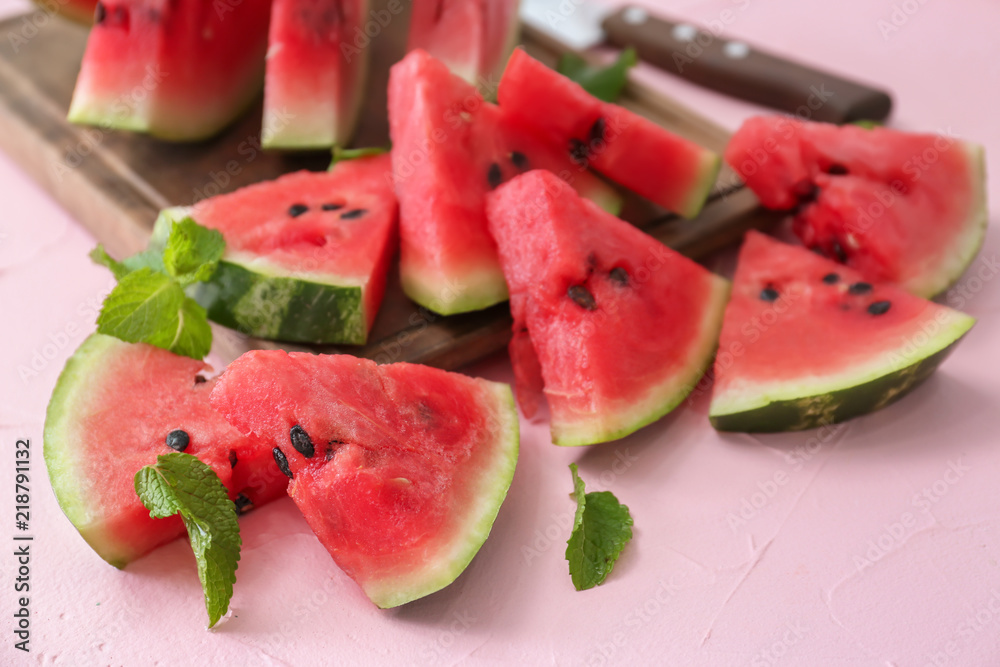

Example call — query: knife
[520,0,893,124]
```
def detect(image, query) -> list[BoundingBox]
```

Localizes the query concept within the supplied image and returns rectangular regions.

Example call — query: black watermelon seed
[569,138,589,165]
[822,273,840,284]
[831,240,848,263]
[166,429,189,452]
[290,424,315,458]
[194,374,207,384]
[792,180,819,204]
[94,1,106,23]
[273,447,293,479]
[589,117,606,144]
[868,300,892,316]
[848,282,873,295]
[288,203,309,217]
[487,162,503,189]
[510,151,529,170]
[341,208,367,220]
[568,284,597,311]
[826,164,849,175]
[229,449,238,468]
[759,286,780,302]
[234,493,253,515]
[321,202,344,211]
[609,267,629,286]
[326,440,343,461]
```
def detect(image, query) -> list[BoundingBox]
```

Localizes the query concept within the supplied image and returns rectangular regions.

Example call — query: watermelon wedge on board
[407,0,520,89]
[262,0,370,149]
[709,231,976,432]
[68,0,272,141]
[43,335,286,568]
[162,154,397,344]
[497,49,721,218]
[388,49,622,315]
[486,170,730,446]
[211,350,519,608]
[725,117,988,297]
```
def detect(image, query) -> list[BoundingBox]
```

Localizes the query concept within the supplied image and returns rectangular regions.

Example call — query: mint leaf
[557,48,638,103]
[565,463,634,591]
[96,268,211,359]
[91,244,165,279]
[329,145,389,169]
[163,217,225,287]
[135,453,241,628]
[89,245,130,280]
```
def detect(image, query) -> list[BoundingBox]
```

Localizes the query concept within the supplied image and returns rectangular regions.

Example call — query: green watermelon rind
[364,382,520,609]
[709,309,975,433]
[552,274,731,447]
[401,263,510,317]
[155,208,369,345]
[678,151,723,220]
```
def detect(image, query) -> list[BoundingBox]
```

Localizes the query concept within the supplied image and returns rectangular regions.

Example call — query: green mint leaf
[329,145,389,170]
[851,119,882,130]
[96,269,211,359]
[557,48,638,103]
[135,453,241,629]
[89,245,130,280]
[122,248,167,275]
[565,463,634,591]
[162,217,225,287]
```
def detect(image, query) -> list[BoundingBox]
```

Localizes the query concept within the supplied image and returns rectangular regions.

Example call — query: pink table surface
[2,0,999,665]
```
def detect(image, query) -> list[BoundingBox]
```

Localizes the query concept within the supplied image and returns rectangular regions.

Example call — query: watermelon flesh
[486,170,730,446]
[709,231,976,432]
[262,0,369,149]
[724,117,988,297]
[498,49,721,219]
[43,335,286,568]
[211,350,519,608]
[388,49,621,315]
[175,154,397,344]
[407,0,520,89]
[68,0,272,140]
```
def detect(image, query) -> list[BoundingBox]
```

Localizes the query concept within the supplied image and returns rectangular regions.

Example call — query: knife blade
[520,0,893,123]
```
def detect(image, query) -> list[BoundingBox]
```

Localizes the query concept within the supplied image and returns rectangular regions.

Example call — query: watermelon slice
[43,335,286,568]
[497,49,721,219]
[262,0,369,149]
[68,0,272,141]
[407,0,520,89]
[486,170,730,446]
[724,117,988,297]
[388,49,622,315]
[211,350,519,608]
[709,231,976,432]
[166,154,397,344]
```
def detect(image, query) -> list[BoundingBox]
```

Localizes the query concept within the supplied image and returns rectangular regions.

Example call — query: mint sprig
[565,463,634,591]
[135,453,241,629]
[557,48,638,103]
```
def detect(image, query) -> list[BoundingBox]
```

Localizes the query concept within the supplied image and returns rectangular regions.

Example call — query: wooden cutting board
[0,4,778,370]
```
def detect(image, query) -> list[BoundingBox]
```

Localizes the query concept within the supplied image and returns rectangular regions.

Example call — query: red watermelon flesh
[262,0,369,149]
[709,231,976,431]
[68,0,272,140]
[211,350,519,608]
[388,49,621,315]
[43,335,285,568]
[724,116,987,298]
[497,49,721,218]
[486,170,730,446]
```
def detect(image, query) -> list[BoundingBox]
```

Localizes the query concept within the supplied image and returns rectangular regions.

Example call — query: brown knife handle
[602,7,892,123]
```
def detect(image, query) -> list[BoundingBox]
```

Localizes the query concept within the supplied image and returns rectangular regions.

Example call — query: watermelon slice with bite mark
[725,117,988,297]
[709,231,976,432]
[43,335,287,568]
[262,0,370,149]
[498,49,721,219]
[163,154,397,345]
[211,350,519,608]
[68,0,272,141]
[486,170,730,446]
[388,49,622,316]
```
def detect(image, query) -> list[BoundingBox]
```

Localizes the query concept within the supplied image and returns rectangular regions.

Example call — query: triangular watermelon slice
[211,350,519,608]
[709,231,976,432]
[486,170,730,446]
[725,117,988,297]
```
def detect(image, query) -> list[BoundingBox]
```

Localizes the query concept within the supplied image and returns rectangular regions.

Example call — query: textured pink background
[1,0,999,665]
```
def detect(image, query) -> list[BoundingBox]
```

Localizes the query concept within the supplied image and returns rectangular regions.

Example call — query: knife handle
[601,7,892,123]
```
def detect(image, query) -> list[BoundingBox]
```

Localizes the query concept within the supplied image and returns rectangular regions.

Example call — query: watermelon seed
[510,151,529,170]
[229,449,238,468]
[166,430,189,452]
[792,180,819,203]
[831,241,848,263]
[868,300,892,315]
[273,447,293,479]
[826,164,849,175]
[609,267,629,286]
[589,117,606,144]
[94,1,106,23]
[194,374,207,384]
[326,441,343,461]
[341,209,367,220]
[848,282,873,295]
[569,138,590,165]
[822,273,840,284]
[290,424,315,458]
[759,286,780,302]
[321,203,344,211]
[568,285,597,311]
[487,163,503,189]
[234,493,253,515]
[288,203,309,217]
